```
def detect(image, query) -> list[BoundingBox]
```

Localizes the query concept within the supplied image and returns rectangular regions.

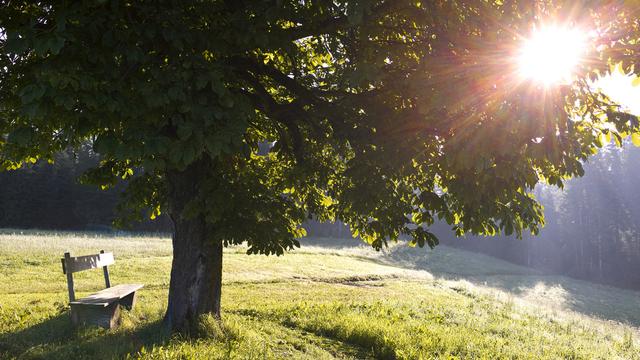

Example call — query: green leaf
[19,84,46,104]
[177,124,193,140]
[93,134,118,154]
[220,96,234,108]
[5,32,28,54]
[205,136,221,157]
[8,127,34,146]
[49,36,66,55]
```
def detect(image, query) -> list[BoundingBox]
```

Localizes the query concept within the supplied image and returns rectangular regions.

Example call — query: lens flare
[517,26,586,85]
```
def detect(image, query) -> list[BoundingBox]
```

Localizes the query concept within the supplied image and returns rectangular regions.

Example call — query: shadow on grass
[300,237,640,328]
[0,312,169,360]
[466,274,640,327]
[385,245,640,327]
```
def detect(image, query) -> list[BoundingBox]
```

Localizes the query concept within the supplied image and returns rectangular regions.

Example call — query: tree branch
[279,0,407,42]
[238,73,307,164]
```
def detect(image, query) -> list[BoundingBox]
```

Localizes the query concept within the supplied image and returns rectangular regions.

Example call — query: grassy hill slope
[0,232,638,359]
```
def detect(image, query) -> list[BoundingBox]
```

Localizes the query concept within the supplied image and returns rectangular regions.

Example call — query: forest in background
[0,144,639,290]
[438,143,640,291]
[0,144,173,233]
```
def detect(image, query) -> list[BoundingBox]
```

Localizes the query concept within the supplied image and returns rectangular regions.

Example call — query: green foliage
[1,1,640,254]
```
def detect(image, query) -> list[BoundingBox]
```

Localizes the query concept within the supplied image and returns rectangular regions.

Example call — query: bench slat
[62,252,114,274]
[70,284,144,307]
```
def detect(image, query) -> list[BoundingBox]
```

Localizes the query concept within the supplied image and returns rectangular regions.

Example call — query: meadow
[0,231,638,359]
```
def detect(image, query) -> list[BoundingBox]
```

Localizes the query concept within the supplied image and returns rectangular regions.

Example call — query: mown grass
[0,231,638,359]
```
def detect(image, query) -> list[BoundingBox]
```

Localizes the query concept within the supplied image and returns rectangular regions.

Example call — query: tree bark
[163,158,223,333]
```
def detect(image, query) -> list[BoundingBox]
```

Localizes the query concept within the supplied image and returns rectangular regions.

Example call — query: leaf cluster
[1,1,639,253]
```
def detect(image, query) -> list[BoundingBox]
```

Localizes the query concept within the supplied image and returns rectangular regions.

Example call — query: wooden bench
[61,250,143,328]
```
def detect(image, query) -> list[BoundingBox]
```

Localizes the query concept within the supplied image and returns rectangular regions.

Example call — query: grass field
[0,231,638,359]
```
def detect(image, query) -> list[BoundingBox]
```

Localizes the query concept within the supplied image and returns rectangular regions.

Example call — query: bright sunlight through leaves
[518,26,586,85]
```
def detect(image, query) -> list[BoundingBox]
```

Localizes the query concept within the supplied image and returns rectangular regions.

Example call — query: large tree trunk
[164,158,223,333]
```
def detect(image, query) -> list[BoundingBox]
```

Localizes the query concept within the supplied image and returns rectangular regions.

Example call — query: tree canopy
[2,0,640,331]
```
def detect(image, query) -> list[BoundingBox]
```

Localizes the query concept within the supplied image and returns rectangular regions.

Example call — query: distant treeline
[438,143,640,291]
[295,144,640,291]
[1,144,639,290]
[0,145,172,233]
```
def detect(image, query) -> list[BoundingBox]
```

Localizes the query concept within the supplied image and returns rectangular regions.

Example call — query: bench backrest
[61,250,114,302]
[62,252,114,274]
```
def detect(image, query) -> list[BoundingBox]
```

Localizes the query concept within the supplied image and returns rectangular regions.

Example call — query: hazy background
[1,142,639,290]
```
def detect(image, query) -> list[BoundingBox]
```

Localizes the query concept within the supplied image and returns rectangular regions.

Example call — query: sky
[597,73,640,116]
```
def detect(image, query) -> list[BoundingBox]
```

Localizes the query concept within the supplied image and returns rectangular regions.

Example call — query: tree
[1,1,639,332]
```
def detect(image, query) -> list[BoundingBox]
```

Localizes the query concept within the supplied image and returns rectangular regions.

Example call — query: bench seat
[62,250,144,328]
[71,284,144,307]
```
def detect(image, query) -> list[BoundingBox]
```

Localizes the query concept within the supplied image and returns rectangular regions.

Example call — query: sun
[517,26,587,85]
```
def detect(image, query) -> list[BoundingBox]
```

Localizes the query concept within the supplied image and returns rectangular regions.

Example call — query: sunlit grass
[0,231,638,359]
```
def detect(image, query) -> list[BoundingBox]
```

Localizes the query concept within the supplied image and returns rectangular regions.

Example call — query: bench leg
[70,303,121,329]
[119,291,137,310]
